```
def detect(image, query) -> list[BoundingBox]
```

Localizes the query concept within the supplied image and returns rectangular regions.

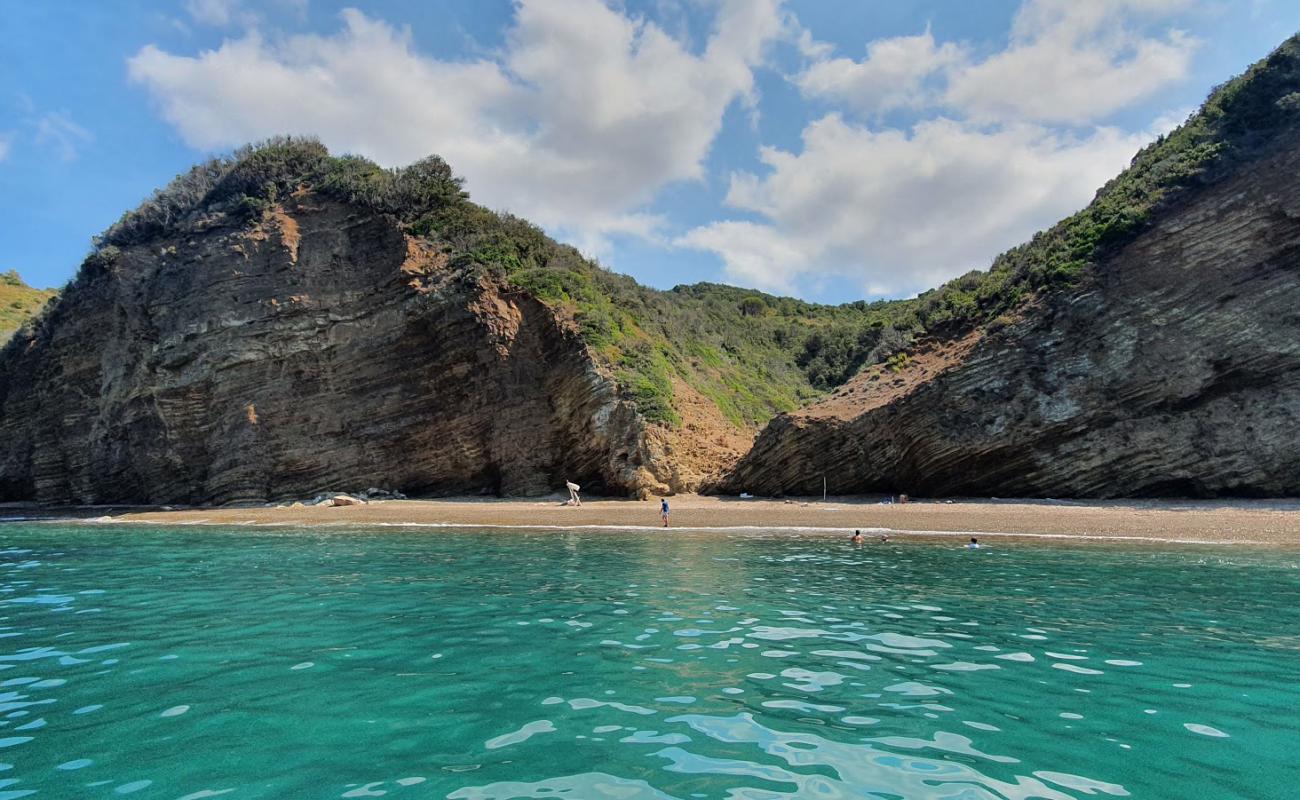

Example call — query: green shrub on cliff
[0,271,57,344]
[911,33,1300,335]
[96,136,467,249]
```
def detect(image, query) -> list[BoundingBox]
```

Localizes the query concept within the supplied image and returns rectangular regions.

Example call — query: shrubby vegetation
[0,270,57,344]
[797,321,909,390]
[96,136,466,249]
[80,35,1300,426]
[756,31,1300,389]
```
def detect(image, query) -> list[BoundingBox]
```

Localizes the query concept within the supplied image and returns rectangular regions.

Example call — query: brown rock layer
[0,194,669,504]
[716,133,1300,499]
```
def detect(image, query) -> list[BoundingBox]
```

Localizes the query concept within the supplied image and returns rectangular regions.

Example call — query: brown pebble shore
[6,495,1300,548]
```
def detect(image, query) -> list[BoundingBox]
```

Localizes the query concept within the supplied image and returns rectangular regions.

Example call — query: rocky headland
[717,132,1300,497]
[3,35,1300,505]
[715,36,1300,499]
[0,188,674,504]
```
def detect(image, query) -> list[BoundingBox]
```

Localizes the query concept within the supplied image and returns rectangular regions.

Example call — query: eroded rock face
[0,194,669,504]
[717,133,1300,499]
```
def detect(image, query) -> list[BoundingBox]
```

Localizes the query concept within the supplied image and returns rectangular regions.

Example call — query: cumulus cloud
[796,29,966,116]
[679,0,1199,296]
[945,0,1198,124]
[132,0,1205,299]
[678,114,1150,295]
[129,0,785,250]
[795,0,1196,126]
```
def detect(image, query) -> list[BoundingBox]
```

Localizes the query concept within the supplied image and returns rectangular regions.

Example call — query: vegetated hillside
[840,33,1300,349]
[563,28,1300,448]
[81,138,924,432]
[0,271,56,344]
[6,31,1299,504]
[716,32,1300,498]
[464,28,1300,436]
[0,137,912,503]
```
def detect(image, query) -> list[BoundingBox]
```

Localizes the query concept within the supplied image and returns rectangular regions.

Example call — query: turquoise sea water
[0,523,1296,799]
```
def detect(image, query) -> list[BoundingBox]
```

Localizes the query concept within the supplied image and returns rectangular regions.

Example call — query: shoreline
[5,494,1300,547]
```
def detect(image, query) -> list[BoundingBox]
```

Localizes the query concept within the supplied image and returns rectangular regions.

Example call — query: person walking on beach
[660,498,670,527]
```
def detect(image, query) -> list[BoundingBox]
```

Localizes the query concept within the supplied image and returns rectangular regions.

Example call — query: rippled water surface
[0,523,1297,799]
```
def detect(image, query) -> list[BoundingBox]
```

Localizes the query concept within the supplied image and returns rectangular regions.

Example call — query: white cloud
[131,0,1207,300]
[797,29,966,116]
[676,220,810,294]
[678,114,1149,295]
[0,133,11,162]
[944,0,1198,124]
[129,0,785,250]
[35,112,93,161]
[678,0,1200,297]
[794,0,1197,127]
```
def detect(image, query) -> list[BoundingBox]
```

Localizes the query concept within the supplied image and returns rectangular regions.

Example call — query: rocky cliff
[0,191,676,504]
[717,117,1300,498]
[6,36,1300,504]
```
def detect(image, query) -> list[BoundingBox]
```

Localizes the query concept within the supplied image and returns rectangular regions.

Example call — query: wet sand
[9,494,1300,547]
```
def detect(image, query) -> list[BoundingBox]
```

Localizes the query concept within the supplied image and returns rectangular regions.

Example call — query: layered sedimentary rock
[8,34,1300,505]
[0,194,671,504]
[717,131,1300,498]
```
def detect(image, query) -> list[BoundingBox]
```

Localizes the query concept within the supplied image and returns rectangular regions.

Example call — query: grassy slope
[72,33,1300,432]
[0,271,57,344]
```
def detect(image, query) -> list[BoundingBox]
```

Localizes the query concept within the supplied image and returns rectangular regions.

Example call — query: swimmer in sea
[967,537,980,548]
[850,530,864,544]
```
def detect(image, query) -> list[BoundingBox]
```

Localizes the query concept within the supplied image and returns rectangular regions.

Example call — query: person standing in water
[850,530,864,544]
[660,498,670,527]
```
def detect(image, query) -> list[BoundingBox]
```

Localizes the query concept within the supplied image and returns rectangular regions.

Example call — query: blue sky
[2,1,1298,303]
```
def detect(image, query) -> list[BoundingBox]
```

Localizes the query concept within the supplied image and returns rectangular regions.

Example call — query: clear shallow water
[0,525,1297,800]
